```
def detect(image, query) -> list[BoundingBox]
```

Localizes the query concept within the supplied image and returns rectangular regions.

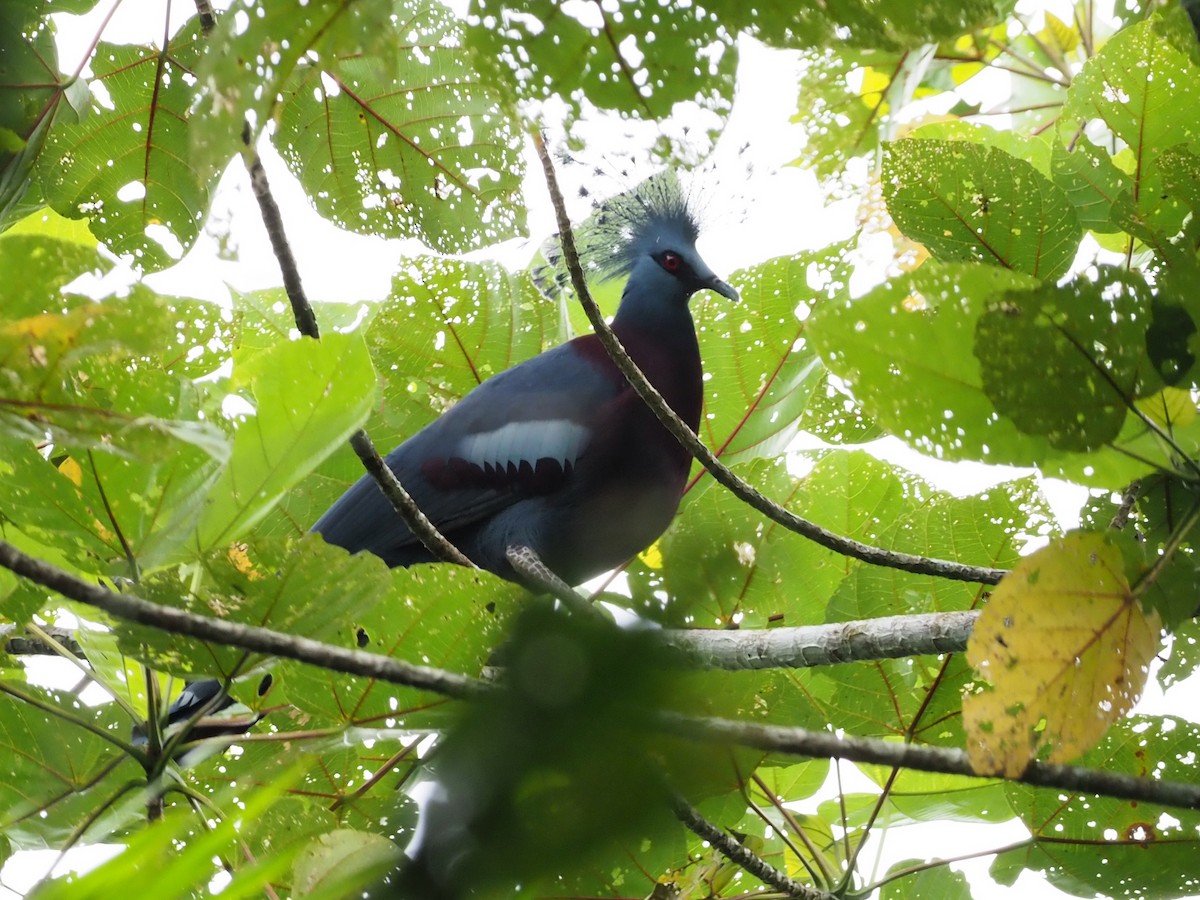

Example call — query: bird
[156,171,736,738]
[314,171,737,584]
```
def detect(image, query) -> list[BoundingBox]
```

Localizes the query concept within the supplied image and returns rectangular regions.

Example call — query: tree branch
[662,713,1200,811]
[660,610,979,670]
[671,793,827,900]
[531,132,1007,587]
[240,134,474,570]
[0,540,483,701]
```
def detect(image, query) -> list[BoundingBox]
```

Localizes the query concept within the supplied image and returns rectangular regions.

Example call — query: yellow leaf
[639,540,664,570]
[857,66,891,105]
[963,532,1161,778]
[58,456,83,487]
[227,542,263,580]
[1040,12,1080,54]
[1136,387,1197,430]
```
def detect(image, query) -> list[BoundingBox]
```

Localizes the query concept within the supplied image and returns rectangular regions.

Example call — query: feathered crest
[536,170,701,296]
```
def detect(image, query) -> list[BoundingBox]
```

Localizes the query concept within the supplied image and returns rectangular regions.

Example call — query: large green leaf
[120,535,393,682]
[0,685,143,852]
[192,332,375,555]
[808,261,1173,486]
[0,2,90,230]
[975,268,1162,452]
[994,716,1200,897]
[278,563,522,728]
[884,138,1080,279]
[693,248,842,471]
[190,0,379,178]
[1052,18,1200,233]
[276,0,524,252]
[38,21,211,270]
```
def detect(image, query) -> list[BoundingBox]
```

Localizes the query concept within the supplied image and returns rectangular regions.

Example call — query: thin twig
[240,133,474,569]
[0,539,484,701]
[671,793,826,900]
[505,545,609,621]
[531,132,1007,587]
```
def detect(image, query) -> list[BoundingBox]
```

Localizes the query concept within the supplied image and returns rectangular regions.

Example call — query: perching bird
[157,172,735,737]
[313,172,737,585]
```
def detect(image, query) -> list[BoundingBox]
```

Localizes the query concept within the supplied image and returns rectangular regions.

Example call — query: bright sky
[6,1,1197,897]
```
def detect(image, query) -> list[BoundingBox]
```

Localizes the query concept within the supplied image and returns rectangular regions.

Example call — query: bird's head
[577,171,740,308]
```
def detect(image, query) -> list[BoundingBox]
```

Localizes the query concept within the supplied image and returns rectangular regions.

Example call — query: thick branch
[671,793,826,899]
[663,713,1200,811]
[0,540,482,701]
[660,610,978,670]
[531,133,1006,587]
[241,138,473,569]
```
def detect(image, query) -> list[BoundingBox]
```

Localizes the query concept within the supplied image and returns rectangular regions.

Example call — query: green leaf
[0,685,142,852]
[190,0,377,179]
[880,860,973,899]
[467,0,737,140]
[0,1,85,230]
[808,261,1165,486]
[292,829,402,899]
[276,0,525,252]
[278,563,521,727]
[884,139,1080,279]
[695,249,842,470]
[123,534,391,682]
[1053,18,1200,233]
[32,767,301,898]
[995,716,1200,897]
[0,292,229,457]
[192,332,375,555]
[975,267,1161,452]
[38,22,212,270]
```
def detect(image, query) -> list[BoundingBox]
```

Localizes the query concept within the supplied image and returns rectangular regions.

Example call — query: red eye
[661,251,682,273]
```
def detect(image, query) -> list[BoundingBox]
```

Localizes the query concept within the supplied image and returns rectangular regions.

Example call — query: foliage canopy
[1,0,1199,898]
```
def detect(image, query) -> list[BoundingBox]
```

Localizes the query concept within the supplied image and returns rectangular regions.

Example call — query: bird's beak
[708,276,739,302]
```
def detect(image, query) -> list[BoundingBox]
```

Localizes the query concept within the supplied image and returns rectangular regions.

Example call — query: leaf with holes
[1052,18,1200,233]
[192,332,375,555]
[964,532,1161,778]
[994,715,1200,897]
[276,0,524,252]
[694,248,844,474]
[975,267,1161,452]
[808,261,1178,487]
[884,138,1080,279]
[38,22,211,270]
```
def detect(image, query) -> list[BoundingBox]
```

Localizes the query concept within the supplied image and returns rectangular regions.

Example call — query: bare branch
[663,712,1200,811]
[672,793,827,899]
[0,539,483,702]
[531,132,1006,587]
[661,610,979,670]
[505,544,608,621]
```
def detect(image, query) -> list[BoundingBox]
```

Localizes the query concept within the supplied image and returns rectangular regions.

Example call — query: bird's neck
[611,284,696,346]
[608,288,703,432]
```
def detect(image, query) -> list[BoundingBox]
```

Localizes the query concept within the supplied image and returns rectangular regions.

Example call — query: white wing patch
[457,419,590,470]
